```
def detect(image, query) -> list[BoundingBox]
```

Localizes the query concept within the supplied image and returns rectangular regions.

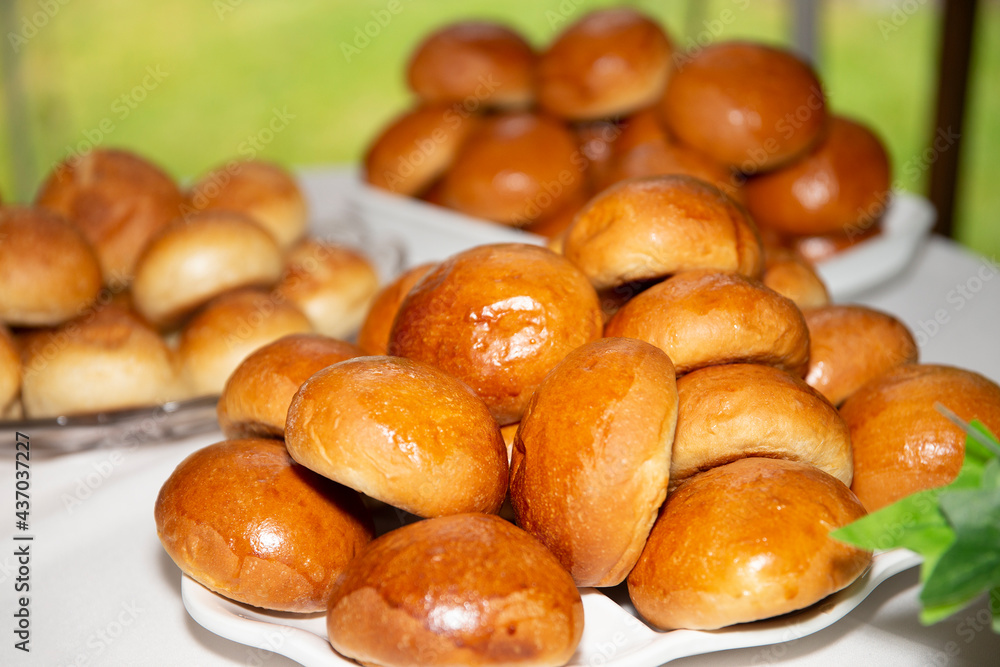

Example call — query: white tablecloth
[2,170,999,666]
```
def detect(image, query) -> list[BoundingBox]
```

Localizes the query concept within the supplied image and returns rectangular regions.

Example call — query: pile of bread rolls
[0,149,381,420]
[152,10,1000,666]
[363,7,892,267]
[156,188,1000,667]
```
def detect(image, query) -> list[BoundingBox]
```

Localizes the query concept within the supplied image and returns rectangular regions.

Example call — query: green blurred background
[1,0,997,256]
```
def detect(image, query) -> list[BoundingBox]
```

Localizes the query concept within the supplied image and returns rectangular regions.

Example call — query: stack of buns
[364,9,893,262]
[0,148,382,420]
[150,12,995,667]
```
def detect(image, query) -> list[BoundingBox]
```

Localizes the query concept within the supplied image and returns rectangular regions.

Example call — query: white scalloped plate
[182,548,921,667]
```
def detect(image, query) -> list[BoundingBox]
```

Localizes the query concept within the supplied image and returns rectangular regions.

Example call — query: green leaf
[831,488,948,552]
[919,487,1000,609]
[982,458,1000,490]
[921,598,977,626]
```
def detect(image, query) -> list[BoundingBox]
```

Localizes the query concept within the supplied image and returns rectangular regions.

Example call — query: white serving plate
[351,181,935,300]
[182,547,922,667]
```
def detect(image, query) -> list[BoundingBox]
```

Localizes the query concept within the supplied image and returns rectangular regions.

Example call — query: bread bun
[439,112,586,226]
[357,262,437,355]
[155,438,374,613]
[364,105,480,197]
[563,176,762,290]
[601,138,743,202]
[804,305,918,406]
[510,338,678,587]
[604,269,810,375]
[673,363,852,492]
[217,333,363,439]
[628,457,871,630]
[840,364,1000,511]
[177,288,312,397]
[20,305,179,418]
[35,148,184,283]
[286,356,507,517]
[407,22,536,109]
[659,41,826,172]
[132,211,284,328]
[743,116,892,237]
[273,238,380,339]
[761,246,830,310]
[388,244,603,425]
[0,324,21,414]
[520,187,589,241]
[537,8,673,121]
[0,206,102,327]
[327,513,583,667]
[187,160,308,249]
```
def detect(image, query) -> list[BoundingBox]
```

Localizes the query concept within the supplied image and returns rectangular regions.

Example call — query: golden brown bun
[132,211,284,328]
[805,305,918,406]
[840,364,1000,512]
[364,105,480,197]
[538,8,674,121]
[744,116,892,237]
[510,338,678,587]
[604,269,810,375]
[762,246,830,310]
[601,138,743,203]
[187,160,308,250]
[673,363,852,492]
[389,244,603,425]
[440,113,586,226]
[407,22,536,109]
[155,438,373,613]
[273,238,380,339]
[217,334,363,439]
[356,262,437,356]
[0,324,21,413]
[0,206,102,327]
[177,288,312,398]
[659,41,826,172]
[564,175,763,290]
[327,513,584,667]
[628,457,871,630]
[35,148,184,283]
[20,305,179,418]
[286,356,508,517]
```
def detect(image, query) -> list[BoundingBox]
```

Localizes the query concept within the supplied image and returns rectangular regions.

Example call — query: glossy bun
[389,243,603,425]
[510,337,678,587]
[538,8,673,121]
[0,206,102,327]
[217,333,363,439]
[286,356,508,518]
[628,458,871,630]
[659,41,826,172]
[155,438,374,612]
[840,364,1000,511]
[327,513,584,667]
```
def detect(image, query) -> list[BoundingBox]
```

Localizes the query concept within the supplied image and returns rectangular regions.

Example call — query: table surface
[3,169,1000,666]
